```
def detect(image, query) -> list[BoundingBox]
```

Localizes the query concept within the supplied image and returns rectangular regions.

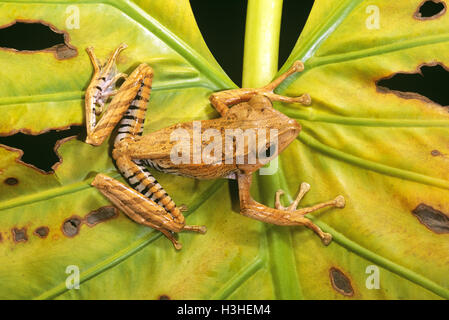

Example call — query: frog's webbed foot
[275,182,311,210]
[238,174,345,246]
[274,182,345,245]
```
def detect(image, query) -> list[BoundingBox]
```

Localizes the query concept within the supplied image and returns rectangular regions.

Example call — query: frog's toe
[335,195,345,208]
[321,233,332,246]
[275,189,287,210]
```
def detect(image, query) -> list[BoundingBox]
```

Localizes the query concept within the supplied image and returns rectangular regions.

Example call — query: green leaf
[270,0,449,299]
[0,0,239,299]
[0,0,448,300]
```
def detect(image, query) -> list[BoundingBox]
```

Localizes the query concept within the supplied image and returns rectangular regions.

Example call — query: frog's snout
[288,119,301,134]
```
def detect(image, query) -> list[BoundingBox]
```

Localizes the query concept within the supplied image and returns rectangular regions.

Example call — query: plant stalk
[242,0,303,299]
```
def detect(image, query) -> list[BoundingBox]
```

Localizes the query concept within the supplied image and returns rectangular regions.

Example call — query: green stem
[242,0,303,299]
[242,0,282,87]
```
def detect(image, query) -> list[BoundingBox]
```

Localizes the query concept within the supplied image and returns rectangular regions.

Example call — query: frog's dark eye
[259,143,277,159]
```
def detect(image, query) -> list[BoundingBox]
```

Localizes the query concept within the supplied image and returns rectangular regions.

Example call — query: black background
[190,0,314,86]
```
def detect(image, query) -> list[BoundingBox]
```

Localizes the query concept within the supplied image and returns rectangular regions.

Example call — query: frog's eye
[259,142,277,159]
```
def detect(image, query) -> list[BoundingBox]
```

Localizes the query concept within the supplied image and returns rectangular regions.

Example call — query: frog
[84,43,345,250]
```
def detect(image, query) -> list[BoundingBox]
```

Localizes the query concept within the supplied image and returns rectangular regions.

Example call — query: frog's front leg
[237,173,345,245]
[209,61,311,116]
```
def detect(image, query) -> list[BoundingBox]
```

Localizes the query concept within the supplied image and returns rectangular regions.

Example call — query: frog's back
[124,115,269,179]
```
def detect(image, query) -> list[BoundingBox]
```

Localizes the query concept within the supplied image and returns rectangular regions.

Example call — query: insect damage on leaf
[431,149,442,156]
[33,226,49,239]
[0,20,77,59]
[376,63,449,108]
[329,267,354,297]
[414,0,446,20]
[412,203,449,234]
[3,177,18,186]
[85,206,118,227]
[61,206,119,238]
[0,125,82,174]
[12,227,28,243]
[62,216,82,237]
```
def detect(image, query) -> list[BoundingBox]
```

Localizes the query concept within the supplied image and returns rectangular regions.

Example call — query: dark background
[190,0,314,86]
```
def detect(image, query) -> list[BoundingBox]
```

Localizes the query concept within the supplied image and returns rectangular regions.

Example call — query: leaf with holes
[1,0,449,300]
[0,0,238,299]
[266,0,449,299]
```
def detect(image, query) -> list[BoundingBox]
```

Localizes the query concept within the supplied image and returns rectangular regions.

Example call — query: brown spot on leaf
[34,226,49,238]
[376,62,449,108]
[329,267,354,296]
[0,20,77,59]
[12,227,28,243]
[412,203,449,234]
[4,177,18,185]
[414,0,446,20]
[158,295,170,300]
[62,216,82,237]
[85,206,118,227]
[431,149,442,156]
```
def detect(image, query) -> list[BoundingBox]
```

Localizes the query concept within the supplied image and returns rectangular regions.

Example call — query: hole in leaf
[0,125,82,173]
[158,295,170,300]
[85,206,118,227]
[0,20,77,59]
[412,203,449,234]
[62,216,82,237]
[12,227,28,243]
[415,0,446,19]
[34,226,49,238]
[329,267,354,296]
[376,63,449,107]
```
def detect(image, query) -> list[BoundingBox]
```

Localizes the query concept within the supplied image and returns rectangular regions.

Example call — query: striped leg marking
[86,63,153,146]
[86,44,206,250]
[85,43,154,146]
[92,173,206,250]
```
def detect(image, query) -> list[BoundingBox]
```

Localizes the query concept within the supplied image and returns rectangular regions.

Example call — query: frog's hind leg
[93,142,206,248]
[92,171,206,250]
[237,174,345,245]
[91,173,183,250]
[85,44,153,146]
[117,155,206,244]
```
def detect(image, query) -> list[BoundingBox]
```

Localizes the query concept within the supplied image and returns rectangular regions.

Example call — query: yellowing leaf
[0,0,448,300]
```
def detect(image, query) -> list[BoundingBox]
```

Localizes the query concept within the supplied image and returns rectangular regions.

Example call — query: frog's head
[247,95,302,162]
[275,115,301,155]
